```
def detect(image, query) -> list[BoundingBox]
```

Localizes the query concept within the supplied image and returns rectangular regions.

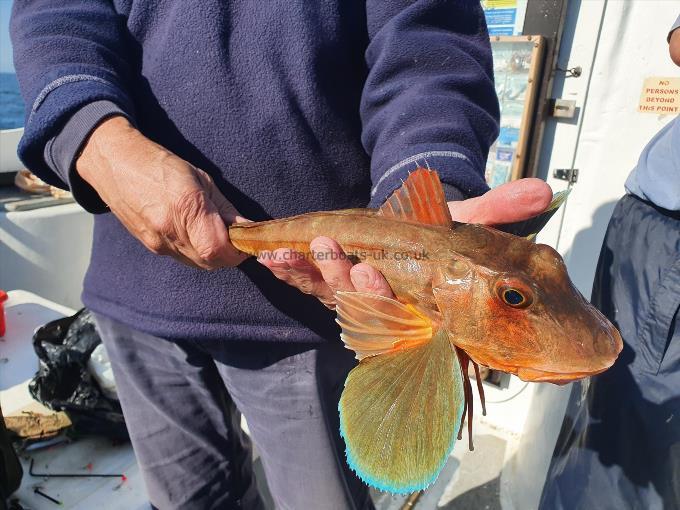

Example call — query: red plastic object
[0,290,7,337]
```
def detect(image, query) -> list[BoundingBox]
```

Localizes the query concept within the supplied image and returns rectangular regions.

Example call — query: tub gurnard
[229,168,623,494]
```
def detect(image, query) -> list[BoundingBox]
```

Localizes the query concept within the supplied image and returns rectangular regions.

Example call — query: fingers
[449,178,553,225]
[259,237,356,309]
[259,237,395,309]
[163,168,248,269]
[176,188,247,269]
[310,237,355,293]
[258,248,336,307]
[350,263,395,298]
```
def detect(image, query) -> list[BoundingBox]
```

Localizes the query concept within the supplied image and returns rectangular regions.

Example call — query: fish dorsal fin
[378,168,453,227]
[335,291,432,360]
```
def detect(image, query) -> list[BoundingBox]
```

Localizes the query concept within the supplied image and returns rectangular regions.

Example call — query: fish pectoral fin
[499,189,571,240]
[339,328,465,493]
[378,168,453,227]
[335,291,432,360]
[335,291,467,492]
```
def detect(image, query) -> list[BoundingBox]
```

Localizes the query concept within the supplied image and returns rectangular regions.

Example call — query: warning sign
[638,77,680,114]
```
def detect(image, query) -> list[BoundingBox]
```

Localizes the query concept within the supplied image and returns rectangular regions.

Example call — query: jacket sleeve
[10,0,136,211]
[362,0,499,206]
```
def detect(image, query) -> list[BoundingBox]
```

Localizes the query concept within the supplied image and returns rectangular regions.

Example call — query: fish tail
[229,210,370,257]
[228,219,313,257]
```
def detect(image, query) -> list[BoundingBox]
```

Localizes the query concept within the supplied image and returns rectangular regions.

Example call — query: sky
[0,0,14,73]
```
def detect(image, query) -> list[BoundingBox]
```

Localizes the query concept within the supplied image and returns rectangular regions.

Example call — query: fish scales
[230,210,447,261]
[229,210,453,307]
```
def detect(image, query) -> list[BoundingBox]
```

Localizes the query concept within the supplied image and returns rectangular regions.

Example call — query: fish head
[432,226,623,384]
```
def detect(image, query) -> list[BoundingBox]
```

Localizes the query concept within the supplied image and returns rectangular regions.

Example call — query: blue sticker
[496,147,515,162]
[488,26,515,36]
[485,8,517,26]
[498,127,520,146]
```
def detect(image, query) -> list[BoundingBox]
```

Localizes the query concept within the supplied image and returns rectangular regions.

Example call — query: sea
[0,72,25,130]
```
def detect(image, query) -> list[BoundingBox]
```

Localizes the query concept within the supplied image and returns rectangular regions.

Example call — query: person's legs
[211,340,373,510]
[95,314,263,510]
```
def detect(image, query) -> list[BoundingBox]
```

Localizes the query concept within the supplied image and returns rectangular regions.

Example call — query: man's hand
[76,116,247,269]
[446,177,552,224]
[257,238,395,309]
[259,177,553,308]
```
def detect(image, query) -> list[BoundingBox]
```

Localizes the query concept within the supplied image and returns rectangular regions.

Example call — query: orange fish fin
[335,291,432,359]
[378,168,453,227]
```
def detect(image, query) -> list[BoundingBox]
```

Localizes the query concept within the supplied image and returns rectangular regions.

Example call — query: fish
[228,168,623,494]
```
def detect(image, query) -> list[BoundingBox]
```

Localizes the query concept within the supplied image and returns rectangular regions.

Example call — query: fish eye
[497,283,533,309]
[503,289,525,306]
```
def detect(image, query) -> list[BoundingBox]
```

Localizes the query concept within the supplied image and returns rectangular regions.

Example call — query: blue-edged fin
[499,189,571,240]
[378,168,453,227]
[336,291,465,493]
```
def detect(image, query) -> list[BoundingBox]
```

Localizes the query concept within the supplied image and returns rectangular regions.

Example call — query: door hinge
[553,168,579,184]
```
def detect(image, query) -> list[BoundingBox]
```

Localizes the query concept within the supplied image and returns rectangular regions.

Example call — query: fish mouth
[510,325,623,384]
[471,358,614,385]
[466,325,623,385]
[516,365,611,384]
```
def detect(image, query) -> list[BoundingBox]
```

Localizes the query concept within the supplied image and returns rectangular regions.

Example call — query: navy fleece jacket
[11,0,499,342]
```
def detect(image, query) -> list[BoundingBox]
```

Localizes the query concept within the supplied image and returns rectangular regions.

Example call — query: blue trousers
[540,195,680,510]
[95,314,374,510]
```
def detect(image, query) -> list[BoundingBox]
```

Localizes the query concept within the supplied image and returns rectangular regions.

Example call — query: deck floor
[254,422,509,510]
[9,417,509,510]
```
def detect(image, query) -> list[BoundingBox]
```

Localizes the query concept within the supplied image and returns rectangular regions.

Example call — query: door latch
[553,168,579,184]
[549,98,577,119]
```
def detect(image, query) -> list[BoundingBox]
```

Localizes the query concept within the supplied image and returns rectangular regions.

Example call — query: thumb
[196,170,250,226]
[186,170,248,267]
[184,191,245,267]
[449,178,552,225]
[211,189,249,226]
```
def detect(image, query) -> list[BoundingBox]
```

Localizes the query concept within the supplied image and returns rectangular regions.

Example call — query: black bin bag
[0,403,23,507]
[28,309,128,440]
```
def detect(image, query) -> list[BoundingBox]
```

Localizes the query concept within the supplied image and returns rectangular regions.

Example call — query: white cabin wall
[0,129,24,174]
[0,204,93,309]
[502,2,680,509]
[550,0,679,296]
